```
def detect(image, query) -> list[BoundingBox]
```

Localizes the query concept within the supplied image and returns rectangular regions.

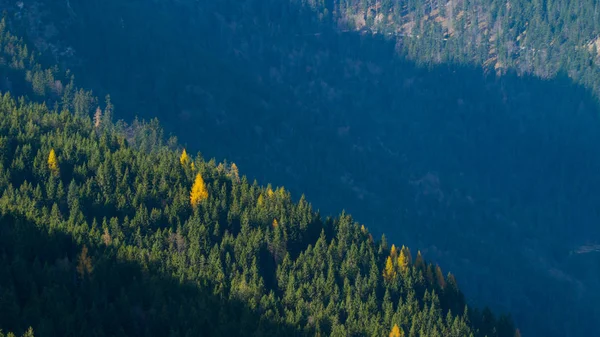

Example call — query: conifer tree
[47,149,59,174]
[435,265,446,289]
[415,251,425,270]
[76,245,93,279]
[94,107,102,129]
[257,194,264,207]
[383,256,396,282]
[398,249,409,273]
[389,324,403,337]
[180,149,190,166]
[190,173,209,207]
[229,162,240,182]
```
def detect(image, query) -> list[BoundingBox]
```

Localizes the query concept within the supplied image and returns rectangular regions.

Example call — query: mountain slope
[0,23,516,336]
[2,1,599,336]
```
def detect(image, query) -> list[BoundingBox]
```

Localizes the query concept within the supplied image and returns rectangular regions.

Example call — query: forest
[1,0,600,336]
[0,19,520,336]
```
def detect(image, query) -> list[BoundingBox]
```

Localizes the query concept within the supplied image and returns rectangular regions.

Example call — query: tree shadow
[6,1,600,336]
[0,212,305,337]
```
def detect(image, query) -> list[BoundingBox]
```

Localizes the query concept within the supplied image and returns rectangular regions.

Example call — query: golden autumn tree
[257,194,265,207]
[190,173,209,207]
[229,162,240,182]
[76,245,93,278]
[390,244,397,257]
[180,149,190,166]
[389,324,403,337]
[94,107,102,129]
[383,256,396,282]
[398,249,410,273]
[272,218,279,228]
[47,148,59,174]
[102,228,112,245]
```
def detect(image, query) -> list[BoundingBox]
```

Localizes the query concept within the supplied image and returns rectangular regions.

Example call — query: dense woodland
[0,21,519,337]
[1,0,600,336]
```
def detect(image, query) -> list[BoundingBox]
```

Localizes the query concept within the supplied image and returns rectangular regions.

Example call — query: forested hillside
[1,0,599,336]
[0,22,518,337]
[331,0,600,95]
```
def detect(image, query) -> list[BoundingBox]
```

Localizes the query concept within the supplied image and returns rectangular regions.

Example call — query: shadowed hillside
[2,1,600,336]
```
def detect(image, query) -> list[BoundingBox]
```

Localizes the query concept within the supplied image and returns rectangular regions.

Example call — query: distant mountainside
[1,1,599,336]
[330,0,600,93]
[0,20,517,337]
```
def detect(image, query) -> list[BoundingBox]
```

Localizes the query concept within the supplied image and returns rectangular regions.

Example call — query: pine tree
[190,173,209,207]
[415,250,425,270]
[47,149,59,174]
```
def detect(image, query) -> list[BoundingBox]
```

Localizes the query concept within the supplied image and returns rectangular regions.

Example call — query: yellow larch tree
[398,249,410,273]
[180,149,190,166]
[390,244,397,258]
[383,256,396,282]
[47,148,59,174]
[94,107,102,129]
[102,228,112,245]
[257,194,265,207]
[389,324,403,337]
[190,173,209,207]
[272,218,279,228]
[435,264,446,289]
[229,162,240,182]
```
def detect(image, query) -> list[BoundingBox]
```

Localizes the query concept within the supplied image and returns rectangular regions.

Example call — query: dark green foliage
[0,21,517,335]
[0,82,515,337]
[2,1,600,335]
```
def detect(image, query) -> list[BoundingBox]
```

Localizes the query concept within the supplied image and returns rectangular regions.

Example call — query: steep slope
[0,24,517,337]
[2,1,600,336]
[330,0,600,95]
